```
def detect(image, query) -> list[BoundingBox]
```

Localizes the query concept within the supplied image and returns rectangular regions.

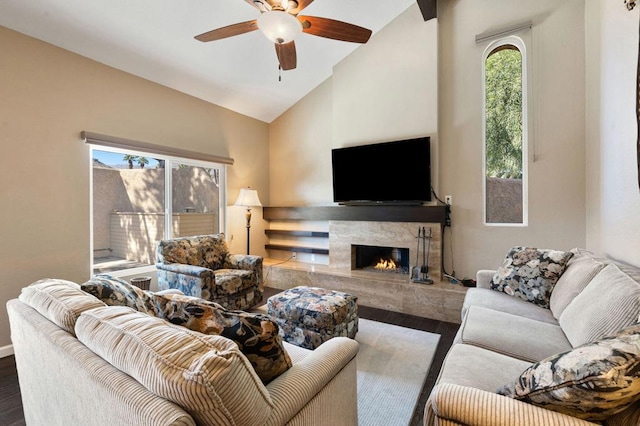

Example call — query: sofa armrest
[476,270,496,289]
[226,254,263,272]
[226,254,264,289]
[156,263,216,299]
[155,262,214,278]
[424,383,599,426]
[265,337,359,426]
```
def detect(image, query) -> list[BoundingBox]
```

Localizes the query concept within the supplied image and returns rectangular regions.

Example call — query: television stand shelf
[265,230,329,238]
[264,229,330,256]
[264,245,329,255]
[263,205,447,223]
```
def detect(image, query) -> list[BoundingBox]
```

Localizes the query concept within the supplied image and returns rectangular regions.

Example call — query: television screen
[331,137,431,205]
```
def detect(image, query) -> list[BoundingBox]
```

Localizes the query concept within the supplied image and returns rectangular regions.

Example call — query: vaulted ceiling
[0,0,436,122]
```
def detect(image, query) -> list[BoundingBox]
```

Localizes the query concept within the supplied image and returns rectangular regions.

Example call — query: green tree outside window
[485,46,523,179]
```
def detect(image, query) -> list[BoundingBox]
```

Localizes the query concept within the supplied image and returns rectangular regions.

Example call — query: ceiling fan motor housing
[257,10,303,44]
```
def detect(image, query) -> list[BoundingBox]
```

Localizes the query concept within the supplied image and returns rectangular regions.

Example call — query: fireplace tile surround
[329,220,442,282]
[262,207,466,323]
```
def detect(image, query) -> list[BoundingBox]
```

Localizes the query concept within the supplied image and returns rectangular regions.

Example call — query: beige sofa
[425,248,640,426]
[7,279,359,426]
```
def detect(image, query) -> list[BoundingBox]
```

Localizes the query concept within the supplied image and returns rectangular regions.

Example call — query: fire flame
[375,259,397,270]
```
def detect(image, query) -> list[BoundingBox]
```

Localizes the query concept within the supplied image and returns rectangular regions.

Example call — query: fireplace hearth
[352,244,410,274]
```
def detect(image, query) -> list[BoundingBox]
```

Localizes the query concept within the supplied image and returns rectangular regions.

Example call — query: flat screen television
[331,136,431,205]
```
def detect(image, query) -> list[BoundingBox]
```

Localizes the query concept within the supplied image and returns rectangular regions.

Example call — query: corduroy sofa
[424,248,640,425]
[7,277,359,426]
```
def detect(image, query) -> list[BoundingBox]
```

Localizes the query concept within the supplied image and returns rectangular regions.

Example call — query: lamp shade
[257,10,302,44]
[234,188,262,207]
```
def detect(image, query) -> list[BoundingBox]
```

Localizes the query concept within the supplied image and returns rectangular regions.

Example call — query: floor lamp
[234,188,262,255]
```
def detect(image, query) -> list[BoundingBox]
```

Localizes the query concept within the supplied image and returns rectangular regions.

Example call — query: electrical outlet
[445,195,453,206]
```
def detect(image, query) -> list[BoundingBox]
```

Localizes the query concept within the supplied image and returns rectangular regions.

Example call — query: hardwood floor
[0,354,25,426]
[0,287,458,426]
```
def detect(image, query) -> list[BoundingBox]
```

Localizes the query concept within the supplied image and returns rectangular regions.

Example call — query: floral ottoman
[267,286,358,350]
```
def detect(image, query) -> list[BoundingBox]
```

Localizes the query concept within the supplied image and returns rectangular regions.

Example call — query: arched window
[483,36,528,226]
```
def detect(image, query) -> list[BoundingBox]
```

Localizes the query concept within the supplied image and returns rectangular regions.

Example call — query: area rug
[355,318,440,426]
[254,304,440,425]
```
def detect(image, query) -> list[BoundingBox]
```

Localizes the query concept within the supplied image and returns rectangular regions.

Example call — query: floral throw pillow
[497,324,640,422]
[151,292,291,383]
[491,247,574,308]
[81,274,157,315]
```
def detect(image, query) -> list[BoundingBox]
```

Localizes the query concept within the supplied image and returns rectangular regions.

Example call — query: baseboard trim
[0,344,14,358]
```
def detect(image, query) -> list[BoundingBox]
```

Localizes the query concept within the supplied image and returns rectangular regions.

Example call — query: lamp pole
[244,206,252,255]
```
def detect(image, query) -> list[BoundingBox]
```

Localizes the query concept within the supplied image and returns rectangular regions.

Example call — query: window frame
[89,145,227,277]
[481,35,529,227]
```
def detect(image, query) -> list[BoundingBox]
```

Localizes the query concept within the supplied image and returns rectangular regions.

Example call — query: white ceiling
[0,0,416,123]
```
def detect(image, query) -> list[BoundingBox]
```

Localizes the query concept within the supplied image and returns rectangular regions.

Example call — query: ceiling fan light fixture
[257,10,302,44]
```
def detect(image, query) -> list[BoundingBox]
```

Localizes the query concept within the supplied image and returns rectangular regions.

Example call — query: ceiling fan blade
[299,16,372,43]
[275,41,297,70]
[288,0,314,15]
[195,20,258,42]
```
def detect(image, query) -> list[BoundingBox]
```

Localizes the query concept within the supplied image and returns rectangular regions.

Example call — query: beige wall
[0,26,269,350]
[270,79,334,206]
[585,2,640,267]
[438,0,587,277]
[332,4,438,154]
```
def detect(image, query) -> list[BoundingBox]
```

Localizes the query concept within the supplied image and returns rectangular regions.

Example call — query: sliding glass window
[90,147,225,275]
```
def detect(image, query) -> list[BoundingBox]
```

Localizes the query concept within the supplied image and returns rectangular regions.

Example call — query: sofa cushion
[75,306,273,426]
[462,288,557,324]
[559,263,640,347]
[18,278,106,335]
[437,343,532,392]
[151,292,291,383]
[549,249,606,319]
[458,306,572,363]
[81,274,156,315]
[497,324,640,422]
[491,246,573,309]
[157,234,228,270]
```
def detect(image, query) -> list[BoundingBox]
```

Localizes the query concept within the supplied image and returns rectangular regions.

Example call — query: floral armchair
[155,234,263,310]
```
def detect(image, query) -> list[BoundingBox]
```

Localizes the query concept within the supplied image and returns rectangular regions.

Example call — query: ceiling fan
[195,0,373,71]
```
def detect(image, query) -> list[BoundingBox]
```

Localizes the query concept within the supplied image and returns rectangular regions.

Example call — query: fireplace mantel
[263,205,447,224]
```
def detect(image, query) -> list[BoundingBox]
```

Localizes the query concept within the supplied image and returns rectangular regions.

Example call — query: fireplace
[352,244,410,274]
[329,221,442,282]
